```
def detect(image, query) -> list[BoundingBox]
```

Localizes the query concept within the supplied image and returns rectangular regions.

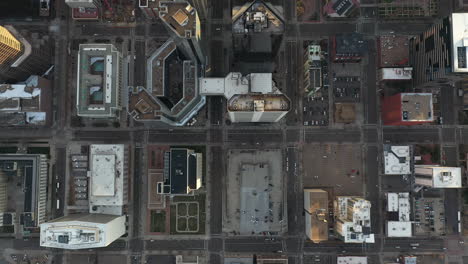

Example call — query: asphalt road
[209,146,223,235]
[285,40,299,126]
[383,238,444,252]
[287,147,300,235]
[383,127,439,143]
[440,85,455,125]
[131,148,143,248]
[73,130,131,142]
[304,129,360,142]
[147,129,207,143]
[226,129,283,143]
[146,239,205,251]
[366,146,381,235]
[303,241,377,253]
[80,25,131,36]
[52,147,66,218]
[377,22,431,34]
[135,40,146,87]
[298,23,356,36]
[286,129,301,143]
[442,128,456,143]
[364,39,377,124]
[209,96,224,126]
[224,238,283,253]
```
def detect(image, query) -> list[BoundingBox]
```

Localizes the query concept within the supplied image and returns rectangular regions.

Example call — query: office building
[304,189,328,242]
[0,75,52,126]
[323,0,360,18]
[65,0,100,20]
[378,35,410,68]
[303,44,324,97]
[386,192,412,237]
[128,39,206,126]
[377,0,437,18]
[0,154,48,228]
[334,197,374,243]
[410,13,468,87]
[139,0,203,63]
[88,144,128,215]
[383,145,411,175]
[0,26,22,67]
[76,44,122,118]
[232,0,284,34]
[415,165,462,188]
[200,72,290,122]
[332,33,367,62]
[381,93,433,125]
[0,26,51,83]
[157,148,203,195]
[40,214,125,249]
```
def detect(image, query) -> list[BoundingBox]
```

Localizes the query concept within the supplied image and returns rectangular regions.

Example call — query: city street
[0,0,466,263]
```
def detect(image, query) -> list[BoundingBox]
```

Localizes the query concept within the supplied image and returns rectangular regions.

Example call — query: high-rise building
[304,189,328,242]
[40,214,126,249]
[381,93,433,125]
[0,26,22,66]
[0,75,52,126]
[139,0,204,64]
[0,26,51,83]
[188,0,207,20]
[0,154,48,228]
[157,148,203,195]
[334,197,374,243]
[128,39,206,126]
[199,73,290,122]
[76,44,122,118]
[410,13,468,87]
[415,166,462,188]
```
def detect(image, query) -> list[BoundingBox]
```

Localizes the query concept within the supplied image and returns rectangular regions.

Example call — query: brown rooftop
[128,88,162,121]
[228,94,290,112]
[159,2,197,38]
[304,189,329,243]
[149,41,176,97]
[172,9,189,26]
[379,35,410,67]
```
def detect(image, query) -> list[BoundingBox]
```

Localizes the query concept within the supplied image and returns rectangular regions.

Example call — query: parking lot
[303,95,329,126]
[414,196,446,236]
[303,144,364,196]
[333,76,361,102]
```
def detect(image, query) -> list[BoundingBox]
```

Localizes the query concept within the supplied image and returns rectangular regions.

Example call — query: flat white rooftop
[432,166,462,188]
[451,13,468,72]
[89,144,126,215]
[91,154,116,196]
[384,145,410,175]
[199,72,277,99]
[387,221,412,237]
[415,165,462,188]
[40,214,126,250]
[379,68,412,80]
